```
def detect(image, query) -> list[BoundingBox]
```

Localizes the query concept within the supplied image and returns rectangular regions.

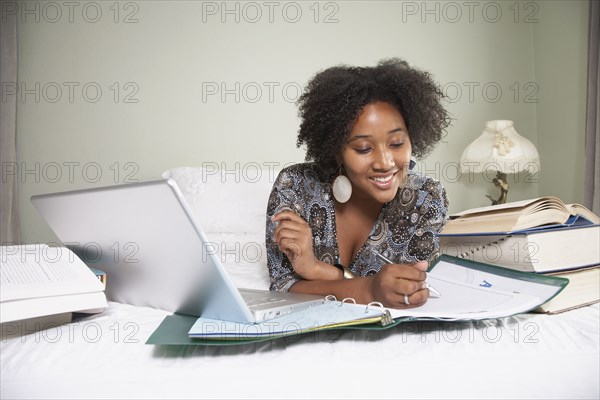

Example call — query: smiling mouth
[369,171,398,187]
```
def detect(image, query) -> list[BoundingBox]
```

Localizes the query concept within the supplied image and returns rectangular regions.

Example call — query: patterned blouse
[265,163,448,292]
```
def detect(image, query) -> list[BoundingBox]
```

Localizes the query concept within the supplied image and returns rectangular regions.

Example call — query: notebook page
[388,259,560,320]
[0,244,103,302]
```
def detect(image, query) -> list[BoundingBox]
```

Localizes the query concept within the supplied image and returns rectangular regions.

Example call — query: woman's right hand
[271,210,344,281]
[367,261,429,308]
[271,210,319,279]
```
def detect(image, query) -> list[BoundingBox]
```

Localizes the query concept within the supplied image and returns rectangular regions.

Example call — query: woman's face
[340,101,412,205]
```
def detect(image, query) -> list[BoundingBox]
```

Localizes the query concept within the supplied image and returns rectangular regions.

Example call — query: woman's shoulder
[392,170,448,212]
[277,162,326,184]
[404,170,446,196]
[269,163,333,219]
[279,162,321,174]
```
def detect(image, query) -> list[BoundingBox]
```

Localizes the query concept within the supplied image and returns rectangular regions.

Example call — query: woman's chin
[364,187,399,205]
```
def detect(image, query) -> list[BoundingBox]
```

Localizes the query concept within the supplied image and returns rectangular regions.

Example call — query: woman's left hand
[367,261,429,308]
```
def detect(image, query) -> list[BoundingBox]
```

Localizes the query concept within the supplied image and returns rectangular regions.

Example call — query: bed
[2,167,598,399]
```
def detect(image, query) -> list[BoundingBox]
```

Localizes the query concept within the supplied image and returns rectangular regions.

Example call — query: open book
[442,196,599,235]
[0,244,107,323]
[147,255,568,344]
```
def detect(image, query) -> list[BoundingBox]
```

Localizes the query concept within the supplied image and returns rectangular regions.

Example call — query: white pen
[372,250,442,298]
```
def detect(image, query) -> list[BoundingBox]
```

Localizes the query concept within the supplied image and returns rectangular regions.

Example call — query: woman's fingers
[374,263,430,308]
[271,210,305,224]
[271,210,315,270]
[380,263,427,283]
[404,289,429,306]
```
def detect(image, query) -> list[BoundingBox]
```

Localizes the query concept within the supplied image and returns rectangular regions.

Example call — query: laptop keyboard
[240,291,287,308]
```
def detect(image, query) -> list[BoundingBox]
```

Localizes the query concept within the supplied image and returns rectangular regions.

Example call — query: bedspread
[1,302,598,399]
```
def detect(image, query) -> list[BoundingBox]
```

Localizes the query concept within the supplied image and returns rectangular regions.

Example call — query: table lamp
[460,120,540,205]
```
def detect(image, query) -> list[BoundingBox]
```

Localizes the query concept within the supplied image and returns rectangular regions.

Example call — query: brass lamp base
[485,171,509,205]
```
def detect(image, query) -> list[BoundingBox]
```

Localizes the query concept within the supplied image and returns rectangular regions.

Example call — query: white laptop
[31,179,324,323]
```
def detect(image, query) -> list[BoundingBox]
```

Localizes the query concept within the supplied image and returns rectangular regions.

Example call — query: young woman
[266,59,451,309]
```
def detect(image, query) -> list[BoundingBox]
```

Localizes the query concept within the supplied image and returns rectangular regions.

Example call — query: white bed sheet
[1,302,598,399]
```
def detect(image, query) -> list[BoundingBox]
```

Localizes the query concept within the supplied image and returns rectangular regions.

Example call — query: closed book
[534,266,600,314]
[90,268,107,288]
[439,224,600,273]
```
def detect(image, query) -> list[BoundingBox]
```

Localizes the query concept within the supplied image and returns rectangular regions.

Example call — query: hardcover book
[439,224,600,273]
[534,266,600,314]
[442,196,599,235]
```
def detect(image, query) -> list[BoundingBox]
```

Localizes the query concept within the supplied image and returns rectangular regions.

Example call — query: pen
[372,250,442,298]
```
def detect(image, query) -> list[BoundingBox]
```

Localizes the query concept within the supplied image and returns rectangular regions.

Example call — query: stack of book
[439,196,600,314]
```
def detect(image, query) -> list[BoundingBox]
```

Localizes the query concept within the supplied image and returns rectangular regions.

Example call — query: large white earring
[333,174,352,203]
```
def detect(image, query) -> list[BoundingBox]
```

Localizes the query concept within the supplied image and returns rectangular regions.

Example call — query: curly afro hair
[296,58,451,181]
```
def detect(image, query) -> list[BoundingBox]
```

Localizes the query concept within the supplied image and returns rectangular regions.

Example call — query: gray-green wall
[11,0,589,243]
[532,2,589,202]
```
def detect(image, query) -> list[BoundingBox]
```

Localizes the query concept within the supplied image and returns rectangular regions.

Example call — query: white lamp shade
[460,120,540,174]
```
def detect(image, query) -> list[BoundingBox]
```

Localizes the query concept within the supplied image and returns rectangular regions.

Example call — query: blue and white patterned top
[265,163,448,292]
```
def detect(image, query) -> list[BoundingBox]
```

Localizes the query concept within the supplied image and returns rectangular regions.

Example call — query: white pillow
[204,232,271,290]
[162,166,279,236]
[161,166,278,290]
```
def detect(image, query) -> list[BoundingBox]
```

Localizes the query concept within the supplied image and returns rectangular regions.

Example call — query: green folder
[146,255,568,346]
[146,312,408,346]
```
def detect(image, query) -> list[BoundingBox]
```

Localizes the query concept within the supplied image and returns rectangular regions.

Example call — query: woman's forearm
[303,260,344,281]
[289,276,374,305]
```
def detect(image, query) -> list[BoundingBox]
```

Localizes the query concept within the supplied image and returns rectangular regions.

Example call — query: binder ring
[340,298,357,306]
[325,295,337,303]
[365,301,385,313]
[365,302,394,326]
